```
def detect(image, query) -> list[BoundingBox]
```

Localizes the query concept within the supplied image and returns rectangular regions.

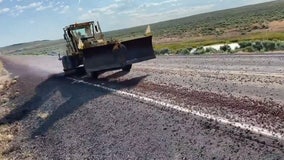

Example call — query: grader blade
[122,35,155,64]
[82,36,155,73]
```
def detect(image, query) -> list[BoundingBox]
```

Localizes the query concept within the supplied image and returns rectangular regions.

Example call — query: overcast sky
[0,0,274,47]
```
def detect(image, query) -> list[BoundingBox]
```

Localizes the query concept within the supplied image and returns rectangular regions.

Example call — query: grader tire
[122,64,132,72]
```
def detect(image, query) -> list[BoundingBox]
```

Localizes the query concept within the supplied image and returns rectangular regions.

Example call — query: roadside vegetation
[153,32,284,51]
[154,40,284,55]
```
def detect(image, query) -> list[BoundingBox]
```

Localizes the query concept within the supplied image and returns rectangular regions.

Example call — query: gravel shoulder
[0,60,20,159]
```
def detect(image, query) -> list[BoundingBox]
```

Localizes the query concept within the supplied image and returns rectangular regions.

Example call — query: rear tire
[122,64,132,72]
[63,67,86,77]
[63,69,73,76]
[76,67,87,75]
[90,71,99,79]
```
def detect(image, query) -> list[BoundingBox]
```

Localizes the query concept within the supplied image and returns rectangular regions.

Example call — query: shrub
[154,50,160,55]
[186,47,193,52]
[239,41,252,48]
[252,41,263,51]
[276,41,284,50]
[177,48,191,55]
[220,45,231,52]
[160,48,170,55]
[242,46,255,52]
[238,40,284,52]
[262,41,276,51]
[193,47,205,55]
[205,47,218,54]
[155,48,171,55]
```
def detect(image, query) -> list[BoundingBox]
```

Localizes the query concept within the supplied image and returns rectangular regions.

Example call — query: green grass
[154,31,284,51]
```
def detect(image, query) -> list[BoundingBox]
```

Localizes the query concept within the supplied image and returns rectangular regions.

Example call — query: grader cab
[60,21,155,78]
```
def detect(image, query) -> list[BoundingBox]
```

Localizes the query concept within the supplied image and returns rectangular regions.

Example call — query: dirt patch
[0,60,20,159]
[269,20,284,32]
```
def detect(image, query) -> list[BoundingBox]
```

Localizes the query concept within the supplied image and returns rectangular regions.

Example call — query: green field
[154,32,284,51]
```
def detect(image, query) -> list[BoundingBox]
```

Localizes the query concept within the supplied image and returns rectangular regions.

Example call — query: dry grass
[37,112,49,119]
[0,61,6,76]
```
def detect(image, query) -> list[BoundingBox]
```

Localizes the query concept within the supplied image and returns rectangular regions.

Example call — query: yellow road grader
[59,21,155,78]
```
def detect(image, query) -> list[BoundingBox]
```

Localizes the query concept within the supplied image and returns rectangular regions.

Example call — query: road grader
[59,21,155,78]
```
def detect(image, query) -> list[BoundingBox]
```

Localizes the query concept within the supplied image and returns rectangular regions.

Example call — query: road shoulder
[0,60,21,159]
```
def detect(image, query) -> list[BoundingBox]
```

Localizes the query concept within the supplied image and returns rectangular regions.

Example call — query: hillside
[0,40,65,56]
[105,0,284,50]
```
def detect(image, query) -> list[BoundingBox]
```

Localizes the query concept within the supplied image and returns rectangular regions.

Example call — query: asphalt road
[0,54,284,159]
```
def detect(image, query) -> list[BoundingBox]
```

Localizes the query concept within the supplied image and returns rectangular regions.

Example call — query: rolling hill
[105,0,284,49]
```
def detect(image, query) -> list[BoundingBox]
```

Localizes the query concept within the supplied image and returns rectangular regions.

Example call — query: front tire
[122,64,132,72]
[90,71,99,79]
[63,69,73,76]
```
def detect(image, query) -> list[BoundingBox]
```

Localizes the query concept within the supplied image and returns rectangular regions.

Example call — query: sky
[0,0,275,47]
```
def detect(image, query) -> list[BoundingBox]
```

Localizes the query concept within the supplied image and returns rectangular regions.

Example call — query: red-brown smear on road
[106,78,284,132]
[141,82,283,117]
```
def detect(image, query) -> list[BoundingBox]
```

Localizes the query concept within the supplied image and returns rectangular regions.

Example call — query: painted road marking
[68,77,284,141]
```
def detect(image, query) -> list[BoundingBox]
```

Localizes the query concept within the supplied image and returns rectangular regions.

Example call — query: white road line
[68,77,284,141]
